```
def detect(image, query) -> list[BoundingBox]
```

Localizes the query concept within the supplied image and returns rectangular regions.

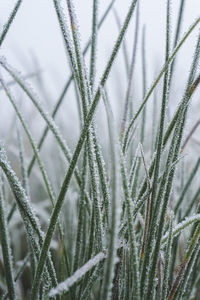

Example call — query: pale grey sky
[0,0,200,141]
[1,1,200,82]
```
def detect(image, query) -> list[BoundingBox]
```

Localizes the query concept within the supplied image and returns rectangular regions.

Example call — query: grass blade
[49,251,106,297]
[0,0,22,47]
[100,88,120,300]
[0,180,16,299]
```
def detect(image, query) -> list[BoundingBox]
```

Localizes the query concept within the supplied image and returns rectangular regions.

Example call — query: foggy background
[0,0,200,155]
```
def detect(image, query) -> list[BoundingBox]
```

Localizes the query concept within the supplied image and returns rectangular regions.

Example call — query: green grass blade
[100,88,120,300]
[174,157,200,214]
[0,70,42,91]
[0,0,22,47]
[183,186,200,218]
[113,8,129,77]
[161,217,173,300]
[169,0,186,86]
[120,2,140,135]
[90,0,98,88]
[17,129,30,197]
[0,181,16,299]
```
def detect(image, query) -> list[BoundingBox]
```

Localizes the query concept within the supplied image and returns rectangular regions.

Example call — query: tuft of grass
[0,0,200,299]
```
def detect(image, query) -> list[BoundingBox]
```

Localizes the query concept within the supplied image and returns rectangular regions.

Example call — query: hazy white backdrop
[0,0,200,153]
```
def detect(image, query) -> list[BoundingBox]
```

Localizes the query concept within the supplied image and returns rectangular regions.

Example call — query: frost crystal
[49,251,106,297]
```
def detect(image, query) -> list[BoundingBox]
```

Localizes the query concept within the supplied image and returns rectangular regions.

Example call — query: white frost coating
[49,251,107,297]
[162,214,200,244]
[54,0,79,77]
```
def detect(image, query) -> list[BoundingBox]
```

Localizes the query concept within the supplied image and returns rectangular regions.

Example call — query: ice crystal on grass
[49,251,106,297]
[162,214,200,244]
[0,179,16,299]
